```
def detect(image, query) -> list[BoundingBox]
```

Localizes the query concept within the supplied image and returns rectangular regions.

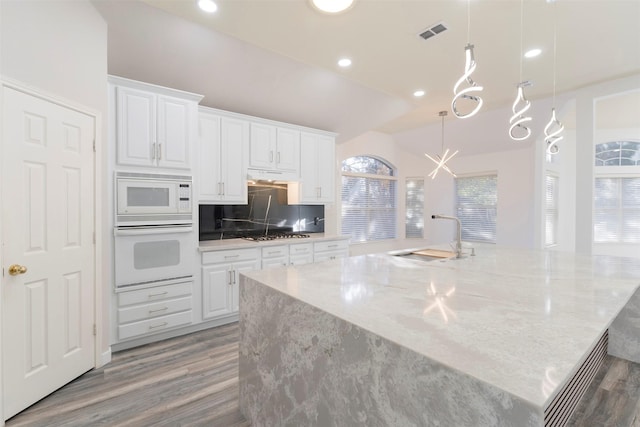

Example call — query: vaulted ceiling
[93,0,640,152]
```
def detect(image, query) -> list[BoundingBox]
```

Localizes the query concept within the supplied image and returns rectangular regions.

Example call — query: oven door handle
[114,226,193,236]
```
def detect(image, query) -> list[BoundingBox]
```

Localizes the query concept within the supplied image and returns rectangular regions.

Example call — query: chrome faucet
[432,214,462,258]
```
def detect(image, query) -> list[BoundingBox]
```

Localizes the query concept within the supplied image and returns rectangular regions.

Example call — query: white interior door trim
[0,76,107,423]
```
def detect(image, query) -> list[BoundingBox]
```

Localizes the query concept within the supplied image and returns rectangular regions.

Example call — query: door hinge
[93,324,97,336]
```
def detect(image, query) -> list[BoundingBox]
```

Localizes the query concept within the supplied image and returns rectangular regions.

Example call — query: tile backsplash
[199,184,324,241]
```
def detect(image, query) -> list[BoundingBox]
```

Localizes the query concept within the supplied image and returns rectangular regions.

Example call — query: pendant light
[426,111,458,179]
[544,0,564,154]
[452,0,484,119]
[509,0,532,141]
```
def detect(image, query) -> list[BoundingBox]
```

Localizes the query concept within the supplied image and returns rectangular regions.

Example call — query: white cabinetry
[198,109,248,204]
[110,76,202,170]
[262,245,289,269]
[314,239,350,262]
[116,280,193,341]
[289,242,314,265]
[201,248,260,319]
[249,122,300,177]
[289,132,336,204]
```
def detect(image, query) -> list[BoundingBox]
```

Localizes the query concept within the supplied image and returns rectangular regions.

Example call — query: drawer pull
[225,254,240,259]
[295,248,307,252]
[268,251,281,255]
[148,291,168,298]
[328,244,338,248]
[149,307,169,314]
[148,322,168,330]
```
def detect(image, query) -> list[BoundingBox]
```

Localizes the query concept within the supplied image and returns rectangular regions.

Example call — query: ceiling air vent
[418,21,448,41]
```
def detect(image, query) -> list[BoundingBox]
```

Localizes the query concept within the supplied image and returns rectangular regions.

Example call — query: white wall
[1,0,110,363]
[333,131,536,256]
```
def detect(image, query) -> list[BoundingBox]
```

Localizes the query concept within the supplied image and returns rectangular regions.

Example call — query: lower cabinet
[262,245,289,269]
[201,247,260,320]
[289,242,314,265]
[116,280,193,341]
[314,239,350,262]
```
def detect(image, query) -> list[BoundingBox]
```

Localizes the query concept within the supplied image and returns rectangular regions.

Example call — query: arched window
[594,141,640,243]
[595,141,640,166]
[341,156,397,242]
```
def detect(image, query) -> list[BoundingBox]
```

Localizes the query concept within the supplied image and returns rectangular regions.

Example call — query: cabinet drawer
[262,245,288,259]
[118,281,192,307]
[289,243,313,256]
[314,239,349,253]
[118,310,193,340]
[202,248,259,264]
[118,296,192,324]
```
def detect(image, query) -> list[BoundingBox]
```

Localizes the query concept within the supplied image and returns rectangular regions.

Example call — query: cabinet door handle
[269,151,274,163]
[148,322,168,330]
[151,143,156,160]
[148,291,168,298]
[218,182,222,196]
[221,182,225,195]
[233,270,237,284]
[158,143,162,160]
[228,270,232,285]
[149,306,169,314]
[277,152,281,164]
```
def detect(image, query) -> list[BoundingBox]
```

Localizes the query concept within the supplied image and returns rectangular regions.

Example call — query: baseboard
[110,315,239,353]
[100,348,112,367]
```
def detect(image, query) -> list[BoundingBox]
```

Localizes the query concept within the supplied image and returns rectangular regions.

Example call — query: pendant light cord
[519,0,524,82]
[467,0,471,44]
[552,0,558,107]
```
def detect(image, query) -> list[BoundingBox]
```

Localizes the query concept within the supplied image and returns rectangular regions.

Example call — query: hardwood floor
[5,323,249,427]
[5,322,640,426]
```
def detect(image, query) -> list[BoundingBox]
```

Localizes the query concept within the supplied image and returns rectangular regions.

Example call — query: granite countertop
[198,233,350,252]
[241,245,640,409]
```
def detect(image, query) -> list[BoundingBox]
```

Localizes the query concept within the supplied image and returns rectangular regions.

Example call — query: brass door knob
[8,264,27,276]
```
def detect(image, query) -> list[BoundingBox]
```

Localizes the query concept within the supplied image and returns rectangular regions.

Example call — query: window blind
[406,178,424,238]
[545,174,559,246]
[455,175,497,243]
[594,177,640,243]
[341,175,397,242]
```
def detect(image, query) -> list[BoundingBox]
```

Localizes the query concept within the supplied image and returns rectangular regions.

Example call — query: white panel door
[220,117,248,203]
[249,122,275,169]
[2,87,95,419]
[116,86,156,167]
[275,127,300,173]
[315,135,335,202]
[202,264,232,319]
[198,113,222,202]
[157,95,191,170]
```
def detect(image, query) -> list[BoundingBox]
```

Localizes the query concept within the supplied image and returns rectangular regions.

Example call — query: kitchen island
[238,246,640,426]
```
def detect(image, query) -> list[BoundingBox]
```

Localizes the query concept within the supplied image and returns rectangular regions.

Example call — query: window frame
[340,155,398,243]
[405,177,425,239]
[454,173,498,244]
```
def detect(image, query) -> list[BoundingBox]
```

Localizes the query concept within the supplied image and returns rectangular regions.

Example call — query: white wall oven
[114,172,194,289]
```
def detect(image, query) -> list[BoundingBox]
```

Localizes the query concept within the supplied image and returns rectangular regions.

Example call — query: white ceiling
[93,0,640,152]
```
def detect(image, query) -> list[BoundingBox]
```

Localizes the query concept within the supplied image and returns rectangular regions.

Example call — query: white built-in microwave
[115,172,192,226]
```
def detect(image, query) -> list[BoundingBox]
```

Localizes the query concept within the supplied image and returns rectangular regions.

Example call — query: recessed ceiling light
[413,90,425,97]
[197,0,218,13]
[311,0,355,14]
[524,48,542,58]
[338,58,352,68]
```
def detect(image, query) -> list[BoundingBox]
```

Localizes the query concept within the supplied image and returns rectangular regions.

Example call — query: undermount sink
[391,248,457,262]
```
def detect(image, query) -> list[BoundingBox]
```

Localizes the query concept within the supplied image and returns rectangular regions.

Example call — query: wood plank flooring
[5,322,640,426]
[5,323,249,427]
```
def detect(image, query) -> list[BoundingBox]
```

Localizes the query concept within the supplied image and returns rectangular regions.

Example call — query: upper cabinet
[110,76,203,171]
[290,132,336,204]
[249,122,300,178]
[198,108,248,204]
